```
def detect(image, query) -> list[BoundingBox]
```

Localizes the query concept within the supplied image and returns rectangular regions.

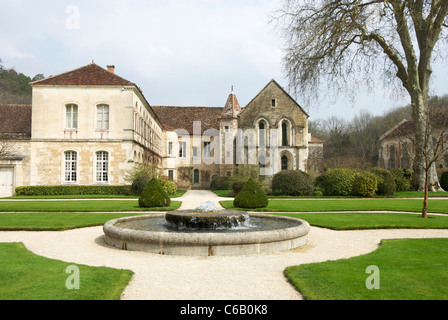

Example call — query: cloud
[0,42,36,61]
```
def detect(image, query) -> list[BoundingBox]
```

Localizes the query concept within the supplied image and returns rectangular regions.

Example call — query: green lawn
[0,200,181,212]
[285,238,448,300]
[220,198,448,214]
[277,212,448,230]
[212,190,448,198]
[0,242,133,300]
[1,195,448,300]
[0,212,158,231]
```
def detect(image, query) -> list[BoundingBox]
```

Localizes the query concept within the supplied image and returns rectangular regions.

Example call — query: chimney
[107,65,115,73]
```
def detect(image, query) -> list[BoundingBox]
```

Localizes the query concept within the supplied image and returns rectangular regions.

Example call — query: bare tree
[273,0,448,191]
[323,116,351,166]
[396,105,448,217]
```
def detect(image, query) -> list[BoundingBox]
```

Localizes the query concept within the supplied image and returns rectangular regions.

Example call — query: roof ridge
[30,62,94,85]
[30,62,136,87]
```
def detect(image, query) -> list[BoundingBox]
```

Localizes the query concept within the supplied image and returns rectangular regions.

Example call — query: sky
[1,0,447,123]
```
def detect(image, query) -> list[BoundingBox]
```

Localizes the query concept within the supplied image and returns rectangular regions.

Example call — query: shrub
[271,170,314,196]
[15,185,131,196]
[131,177,177,196]
[231,181,246,195]
[233,178,268,208]
[138,178,171,208]
[315,169,358,196]
[125,164,160,183]
[211,176,231,190]
[130,176,150,196]
[369,167,396,196]
[158,179,177,195]
[441,171,448,191]
[391,169,413,191]
[351,171,378,197]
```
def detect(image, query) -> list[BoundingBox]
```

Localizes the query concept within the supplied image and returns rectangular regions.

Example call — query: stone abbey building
[0,63,323,196]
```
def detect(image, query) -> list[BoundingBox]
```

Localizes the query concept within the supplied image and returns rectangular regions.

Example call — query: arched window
[259,121,266,147]
[282,122,288,146]
[259,155,266,168]
[65,104,78,129]
[281,155,288,171]
[96,151,109,182]
[64,151,77,182]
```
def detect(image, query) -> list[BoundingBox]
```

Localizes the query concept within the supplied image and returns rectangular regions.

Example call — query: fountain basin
[103,213,310,256]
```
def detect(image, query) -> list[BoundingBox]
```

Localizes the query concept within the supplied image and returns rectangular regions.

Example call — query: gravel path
[0,190,447,300]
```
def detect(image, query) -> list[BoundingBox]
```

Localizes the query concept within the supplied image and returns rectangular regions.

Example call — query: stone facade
[154,80,323,189]
[0,63,323,196]
[378,119,448,171]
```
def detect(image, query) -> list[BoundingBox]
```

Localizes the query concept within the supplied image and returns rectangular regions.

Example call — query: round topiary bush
[441,171,448,191]
[315,168,358,196]
[369,167,396,196]
[271,170,314,196]
[138,178,171,208]
[351,171,378,197]
[233,178,268,208]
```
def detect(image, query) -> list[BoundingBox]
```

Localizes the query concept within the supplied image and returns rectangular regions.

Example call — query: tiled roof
[152,106,222,135]
[380,110,448,141]
[0,104,32,140]
[309,136,324,143]
[379,120,414,140]
[30,63,136,87]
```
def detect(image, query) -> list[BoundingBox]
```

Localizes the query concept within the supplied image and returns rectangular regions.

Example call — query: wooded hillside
[0,59,44,104]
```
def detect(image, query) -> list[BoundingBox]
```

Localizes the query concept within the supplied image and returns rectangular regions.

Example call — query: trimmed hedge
[138,178,171,208]
[15,185,131,196]
[233,178,268,208]
[271,170,314,196]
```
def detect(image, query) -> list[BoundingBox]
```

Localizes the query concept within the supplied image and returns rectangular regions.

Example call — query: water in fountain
[165,201,251,230]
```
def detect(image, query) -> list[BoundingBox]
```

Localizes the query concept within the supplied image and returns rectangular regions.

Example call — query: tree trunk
[411,93,442,192]
[411,92,429,191]
[422,168,429,219]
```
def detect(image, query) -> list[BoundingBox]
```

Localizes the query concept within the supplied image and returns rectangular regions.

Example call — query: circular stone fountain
[103,202,310,256]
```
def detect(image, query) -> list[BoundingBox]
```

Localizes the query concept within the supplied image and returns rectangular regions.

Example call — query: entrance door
[193,169,200,184]
[0,167,14,198]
